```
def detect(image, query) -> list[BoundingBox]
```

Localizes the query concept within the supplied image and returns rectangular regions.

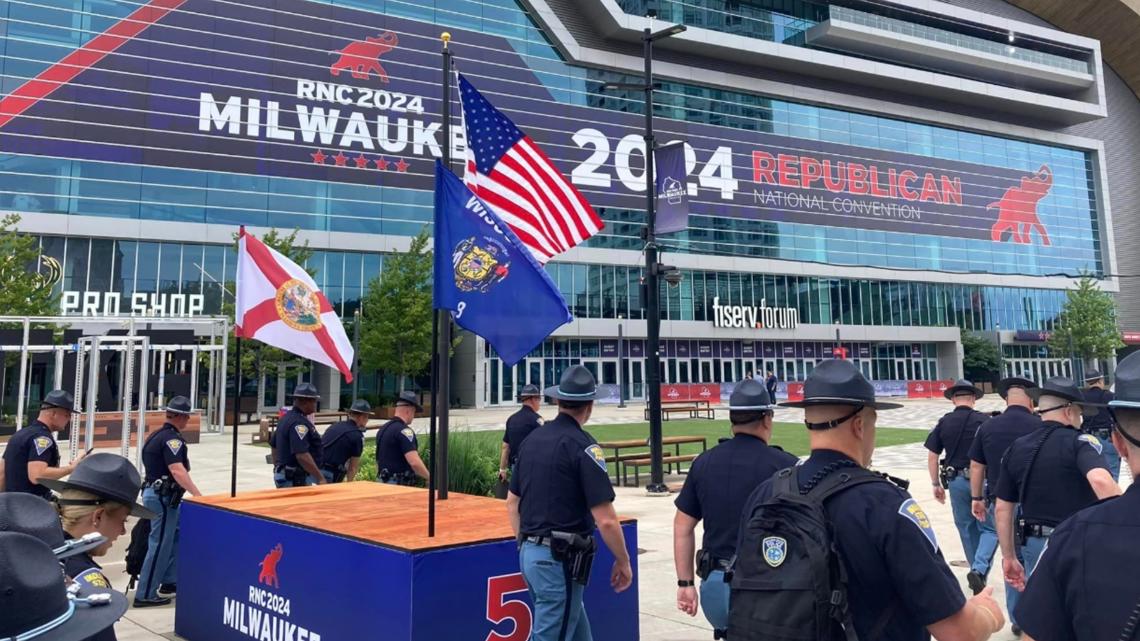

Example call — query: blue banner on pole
[655,141,690,235]
[432,162,571,366]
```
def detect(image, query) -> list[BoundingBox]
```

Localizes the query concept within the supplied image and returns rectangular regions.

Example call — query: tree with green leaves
[0,214,58,320]
[222,229,316,406]
[961,331,1001,383]
[1047,274,1123,369]
[0,214,59,419]
[360,229,433,393]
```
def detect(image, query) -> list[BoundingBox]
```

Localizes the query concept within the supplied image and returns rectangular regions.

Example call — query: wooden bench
[260,411,348,444]
[597,435,708,486]
[644,400,715,421]
[624,454,698,487]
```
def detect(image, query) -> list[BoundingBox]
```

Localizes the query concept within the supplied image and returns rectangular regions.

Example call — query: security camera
[663,267,683,287]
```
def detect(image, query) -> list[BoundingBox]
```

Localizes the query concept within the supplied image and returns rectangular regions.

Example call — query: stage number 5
[485,573,532,641]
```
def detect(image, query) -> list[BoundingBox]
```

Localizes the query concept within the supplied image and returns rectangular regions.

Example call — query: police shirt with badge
[503,405,543,467]
[675,433,797,562]
[967,406,1041,501]
[142,423,190,482]
[376,416,418,475]
[510,412,615,536]
[64,547,116,641]
[274,407,323,470]
[995,421,1107,525]
[924,406,989,470]
[740,450,965,641]
[320,420,365,471]
[1,420,59,498]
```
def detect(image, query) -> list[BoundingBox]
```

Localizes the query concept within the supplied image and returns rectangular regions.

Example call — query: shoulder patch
[1078,433,1104,455]
[166,439,183,456]
[898,498,939,552]
[33,436,53,456]
[536,417,544,426]
[401,428,416,443]
[762,536,787,568]
[294,424,309,439]
[75,569,110,589]
[585,444,607,472]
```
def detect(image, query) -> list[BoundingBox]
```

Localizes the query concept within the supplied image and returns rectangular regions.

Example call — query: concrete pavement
[6,398,1128,640]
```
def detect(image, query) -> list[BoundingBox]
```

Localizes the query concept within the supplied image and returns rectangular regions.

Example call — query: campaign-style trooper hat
[728,379,775,411]
[944,379,984,400]
[544,366,597,401]
[779,359,903,410]
[40,453,155,520]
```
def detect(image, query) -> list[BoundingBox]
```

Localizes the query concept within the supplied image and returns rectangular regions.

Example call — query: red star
[395,158,409,173]
[353,154,369,169]
[374,157,390,171]
[332,152,348,167]
[310,150,327,164]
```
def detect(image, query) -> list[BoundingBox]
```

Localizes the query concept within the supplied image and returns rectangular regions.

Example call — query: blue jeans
[520,541,591,641]
[1099,435,1121,481]
[273,470,317,488]
[700,569,729,632]
[320,469,335,483]
[136,487,179,601]
[949,476,982,564]
[971,504,1019,624]
[1008,535,1049,627]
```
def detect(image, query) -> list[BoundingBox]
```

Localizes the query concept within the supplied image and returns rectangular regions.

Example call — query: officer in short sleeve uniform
[673,379,797,638]
[375,391,427,485]
[2,390,82,498]
[273,383,325,488]
[1016,352,1140,641]
[499,384,545,483]
[994,377,1119,633]
[1081,370,1119,480]
[965,376,1041,621]
[924,379,989,566]
[738,360,981,640]
[508,365,631,641]
[135,396,200,606]
[320,399,371,483]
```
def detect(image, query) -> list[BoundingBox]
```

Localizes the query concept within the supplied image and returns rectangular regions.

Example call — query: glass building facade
[0,0,1112,407]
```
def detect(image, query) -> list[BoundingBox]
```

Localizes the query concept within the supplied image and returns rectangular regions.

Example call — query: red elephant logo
[258,544,283,588]
[988,165,1052,246]
[330,32,398,82]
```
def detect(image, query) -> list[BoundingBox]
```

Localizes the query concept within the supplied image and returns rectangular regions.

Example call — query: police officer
[320,399,371,483]
[995,377,1120,618]
[0,390,84,497]
[966,376,1041,630]
[1015,351,1140,641]
[40,453,155,641]
[925,379,989,566]
[375,391,429,485]
[673,379,796,638]
[273,383,326,488]
[0,531,128,641]
[1081,370,1119,480]
[507,365,633,641]
[765,370,778,401]
[499,384,544,483]
[737,359,1004,640]
[134,396,202,607]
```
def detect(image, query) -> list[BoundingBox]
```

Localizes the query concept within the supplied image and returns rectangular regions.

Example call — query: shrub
[356,430,500,497]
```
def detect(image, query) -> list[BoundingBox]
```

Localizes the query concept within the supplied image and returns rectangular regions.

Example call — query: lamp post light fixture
[599,18,686,495]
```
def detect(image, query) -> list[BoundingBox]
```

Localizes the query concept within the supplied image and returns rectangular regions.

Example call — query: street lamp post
[618,315,626,409]
[601,18,686,495]
[995,322,1003,381]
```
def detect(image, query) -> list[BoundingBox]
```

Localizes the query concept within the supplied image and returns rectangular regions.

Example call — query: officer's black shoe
[132,597,172,608]
[966,570,986,595]
[713,630,727,640]
[157,583,177,597]
[1012,624,1023,637]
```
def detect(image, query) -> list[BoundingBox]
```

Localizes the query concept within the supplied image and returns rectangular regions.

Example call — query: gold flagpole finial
[441,32,452,48]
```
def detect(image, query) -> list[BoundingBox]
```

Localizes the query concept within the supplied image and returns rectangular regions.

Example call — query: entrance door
[601,360,618,386]
[858,360,872,380]
[894,359,907,380]
[783,360,796,382]
[582,360,599,384]
[722,360,734,383]
[700,361,712,383]
[677,360,690,383]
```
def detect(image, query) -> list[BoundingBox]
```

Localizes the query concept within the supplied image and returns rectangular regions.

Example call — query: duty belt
[1023,523,1056,538]
[523,535,554,547]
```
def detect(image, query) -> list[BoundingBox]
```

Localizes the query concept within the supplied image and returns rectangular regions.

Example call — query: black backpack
[729,466,889,641]
[124,518,151,590]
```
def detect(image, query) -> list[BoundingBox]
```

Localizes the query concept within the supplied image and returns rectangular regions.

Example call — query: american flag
[459,74,603,263]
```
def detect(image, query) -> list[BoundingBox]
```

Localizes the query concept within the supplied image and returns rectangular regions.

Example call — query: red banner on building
[907,381,932,399]
[660,383,723,403]
[786,383,805,403]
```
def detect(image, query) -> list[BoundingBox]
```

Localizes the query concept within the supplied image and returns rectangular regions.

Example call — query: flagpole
[230,335,242,497]
[438,33,453,502]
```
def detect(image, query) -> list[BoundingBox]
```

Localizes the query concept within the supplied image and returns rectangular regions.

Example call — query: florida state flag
[234,228,354,382]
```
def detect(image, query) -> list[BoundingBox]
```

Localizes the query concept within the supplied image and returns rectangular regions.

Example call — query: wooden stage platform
[192,482,519,551]
[176,482,640,641]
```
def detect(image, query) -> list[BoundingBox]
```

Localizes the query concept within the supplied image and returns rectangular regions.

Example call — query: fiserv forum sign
[0,0,1061,246]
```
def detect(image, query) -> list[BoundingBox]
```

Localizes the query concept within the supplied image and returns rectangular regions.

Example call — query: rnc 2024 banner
[0,0,1060,246]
